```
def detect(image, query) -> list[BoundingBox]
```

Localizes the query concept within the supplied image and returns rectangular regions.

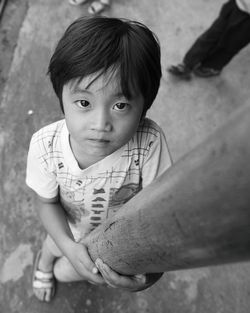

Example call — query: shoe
[193,65,221,78]
[68,0,89,5]
[167,63,192,80]
[88,0,111,14]
[32,250,56,302]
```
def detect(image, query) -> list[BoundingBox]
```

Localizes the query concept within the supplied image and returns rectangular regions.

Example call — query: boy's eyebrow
[70,84,127,98]
[70,84,90,94]
[113,91,125,98]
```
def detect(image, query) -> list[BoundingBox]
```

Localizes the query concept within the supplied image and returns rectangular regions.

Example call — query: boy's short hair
[48,16,161,115]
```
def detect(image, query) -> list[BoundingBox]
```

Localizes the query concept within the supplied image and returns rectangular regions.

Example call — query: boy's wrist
[56,236,77,256]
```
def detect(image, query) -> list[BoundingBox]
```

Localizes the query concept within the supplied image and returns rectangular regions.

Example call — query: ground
[1,0,250,312]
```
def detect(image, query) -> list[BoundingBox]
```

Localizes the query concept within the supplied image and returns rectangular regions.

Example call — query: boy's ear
[141,108,147,120]
[59,98,65,114]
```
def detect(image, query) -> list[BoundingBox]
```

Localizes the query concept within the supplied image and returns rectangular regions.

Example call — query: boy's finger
[86,272,106,285]
[95,259,136,288]
[106,281,118,288]
[95,258,114,278]
[95,259,117,283]
[134,274,147,284]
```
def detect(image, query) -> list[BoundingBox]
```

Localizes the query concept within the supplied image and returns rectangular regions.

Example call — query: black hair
[48,16,162,115]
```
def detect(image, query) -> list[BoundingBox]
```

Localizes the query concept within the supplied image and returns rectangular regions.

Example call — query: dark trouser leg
[202,11,250,70]
[183,0,234,69]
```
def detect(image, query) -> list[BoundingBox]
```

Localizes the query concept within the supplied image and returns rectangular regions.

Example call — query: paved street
[1,0,250,312]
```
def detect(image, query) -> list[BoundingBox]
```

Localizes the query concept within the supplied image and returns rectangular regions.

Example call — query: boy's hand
[65,242,105,285]
[95,258,163,291]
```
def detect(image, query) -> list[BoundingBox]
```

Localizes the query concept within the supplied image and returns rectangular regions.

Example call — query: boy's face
[62,71,144,169]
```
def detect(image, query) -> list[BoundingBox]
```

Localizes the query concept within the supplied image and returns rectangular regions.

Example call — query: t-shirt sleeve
[142,124,172,188]
[26,136,58,199]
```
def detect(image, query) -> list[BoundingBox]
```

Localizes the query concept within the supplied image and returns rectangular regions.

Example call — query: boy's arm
[26,135,104,284]
[36,195,104,284]
[37,196,75,251]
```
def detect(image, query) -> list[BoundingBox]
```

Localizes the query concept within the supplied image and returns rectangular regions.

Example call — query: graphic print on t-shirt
[107,182,142,217]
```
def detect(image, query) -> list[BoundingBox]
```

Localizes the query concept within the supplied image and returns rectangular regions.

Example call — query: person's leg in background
[168,0,234,79]
[195,7,250,76]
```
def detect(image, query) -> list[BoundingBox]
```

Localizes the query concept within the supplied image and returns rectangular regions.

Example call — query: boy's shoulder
[32,119,64,139]
[30,119,65,153]
[136,117,164,138]
[129,117,165,153]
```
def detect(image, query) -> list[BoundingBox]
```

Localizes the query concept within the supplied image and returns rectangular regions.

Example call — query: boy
[26,16,172,302]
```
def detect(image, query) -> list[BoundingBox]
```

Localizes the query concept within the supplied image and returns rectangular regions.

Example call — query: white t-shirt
[26,118,172,240]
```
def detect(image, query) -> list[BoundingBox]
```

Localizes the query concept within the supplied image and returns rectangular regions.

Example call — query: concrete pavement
[1,0,250,312]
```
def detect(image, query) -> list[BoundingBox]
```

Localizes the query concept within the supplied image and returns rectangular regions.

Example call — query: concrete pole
[86,103,250,276]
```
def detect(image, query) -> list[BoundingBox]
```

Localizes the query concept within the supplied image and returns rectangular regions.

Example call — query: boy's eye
[75,100,90,108]
[113,102,129,111]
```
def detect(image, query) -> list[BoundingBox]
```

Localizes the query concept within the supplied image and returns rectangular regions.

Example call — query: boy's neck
[69,135,102,170]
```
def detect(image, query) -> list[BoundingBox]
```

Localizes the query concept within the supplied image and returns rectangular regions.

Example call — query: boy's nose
[91,109,112,132]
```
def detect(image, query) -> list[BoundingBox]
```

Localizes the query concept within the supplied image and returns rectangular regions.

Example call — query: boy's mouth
[88,138,110,142]
[87,138,110,145]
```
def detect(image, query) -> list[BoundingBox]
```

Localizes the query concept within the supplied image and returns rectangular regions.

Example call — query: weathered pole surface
[86,103,250,276]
